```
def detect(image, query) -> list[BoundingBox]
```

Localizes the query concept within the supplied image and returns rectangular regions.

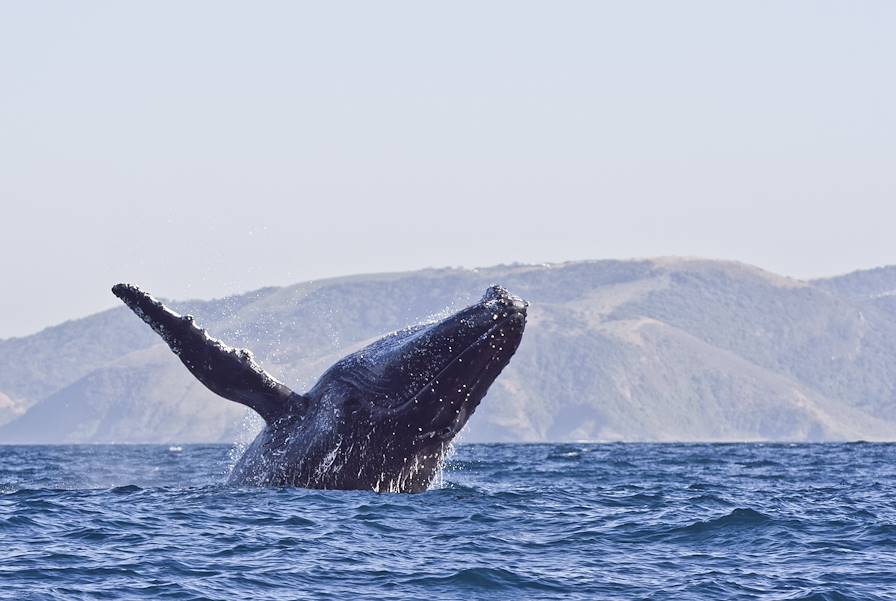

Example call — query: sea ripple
[1,443,895,600]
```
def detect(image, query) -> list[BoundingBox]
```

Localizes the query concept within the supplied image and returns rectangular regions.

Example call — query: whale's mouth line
[390,324,500,415]
[389,314,521,418]
[421,346,503,442]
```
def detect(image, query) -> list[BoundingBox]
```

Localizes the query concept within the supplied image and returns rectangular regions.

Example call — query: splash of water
[225,410,265,478]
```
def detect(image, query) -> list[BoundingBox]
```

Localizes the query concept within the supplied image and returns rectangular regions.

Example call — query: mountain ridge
[1,258,894,443]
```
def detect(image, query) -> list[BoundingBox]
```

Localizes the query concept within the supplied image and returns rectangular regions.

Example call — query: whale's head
[303,285,527,484]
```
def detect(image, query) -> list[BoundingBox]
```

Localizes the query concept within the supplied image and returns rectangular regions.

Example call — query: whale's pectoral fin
[112,283,305,424]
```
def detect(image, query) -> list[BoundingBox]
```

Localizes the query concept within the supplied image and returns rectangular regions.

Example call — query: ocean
[1,443,894,600]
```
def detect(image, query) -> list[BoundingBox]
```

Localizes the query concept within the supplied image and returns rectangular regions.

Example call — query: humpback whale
[112,283,527,492]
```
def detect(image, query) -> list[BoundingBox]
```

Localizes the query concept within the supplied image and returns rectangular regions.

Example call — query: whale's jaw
[408,300,526,446]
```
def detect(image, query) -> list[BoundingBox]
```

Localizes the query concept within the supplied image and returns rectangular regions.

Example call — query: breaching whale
[112,283,527,492]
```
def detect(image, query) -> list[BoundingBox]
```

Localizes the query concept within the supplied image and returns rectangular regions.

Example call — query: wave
[785,592,874,601]
[662,507,778,542]
[404,567,568,592]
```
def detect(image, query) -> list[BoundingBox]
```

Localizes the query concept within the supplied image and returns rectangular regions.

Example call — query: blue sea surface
[1,443,895,600]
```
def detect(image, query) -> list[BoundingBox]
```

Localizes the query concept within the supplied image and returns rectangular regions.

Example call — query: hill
[1,259,895,443]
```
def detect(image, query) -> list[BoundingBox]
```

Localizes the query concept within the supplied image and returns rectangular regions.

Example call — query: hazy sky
[2,2,894,338]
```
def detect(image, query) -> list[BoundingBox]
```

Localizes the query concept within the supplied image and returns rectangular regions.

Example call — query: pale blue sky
[2,2,894,337]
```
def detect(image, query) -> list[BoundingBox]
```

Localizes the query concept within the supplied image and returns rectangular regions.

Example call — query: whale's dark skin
[112,283,527,492]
